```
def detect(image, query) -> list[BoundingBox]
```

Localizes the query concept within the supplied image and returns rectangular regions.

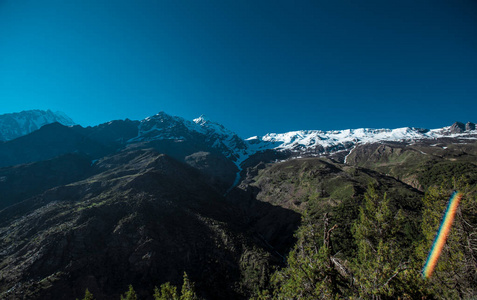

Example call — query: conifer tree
[154,282,179,300]
[270,212,346,299]
[180,272,198,300]
[77,288,94,300]
[351,183,426,299]
[120,285,137,300]
[416,179,477,299]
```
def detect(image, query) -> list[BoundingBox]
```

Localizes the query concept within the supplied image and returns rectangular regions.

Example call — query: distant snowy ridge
[244,126,477,153]
[126,113,477,189]
[128,112,477,166]
[0,109,75,141]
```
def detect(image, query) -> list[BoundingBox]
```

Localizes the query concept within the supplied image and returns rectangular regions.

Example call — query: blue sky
[1,0,476,138]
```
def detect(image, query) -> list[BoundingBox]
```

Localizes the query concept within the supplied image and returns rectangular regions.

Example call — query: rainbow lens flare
[422,191,462,278]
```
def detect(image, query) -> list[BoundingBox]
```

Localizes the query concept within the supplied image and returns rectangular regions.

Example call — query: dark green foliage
[120,285,137,300]
[418,161,477,189]
[239,248,272,294]
[261,184,433,299]
[84,289,95,300]
[154,282,179,300]
[180,272,198,300]
[350,184,427,299]
[79,274,198,300]
[76,288,94,300]
[416,178,477,299]
[269,213,347,299]
[153,272,198,300]
[322,195,360,258]
[253,154,477,299]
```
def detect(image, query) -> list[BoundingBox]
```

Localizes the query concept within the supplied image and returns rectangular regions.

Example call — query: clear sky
[1,0,476,138]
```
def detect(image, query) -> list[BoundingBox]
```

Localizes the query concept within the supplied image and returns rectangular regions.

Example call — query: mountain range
[0,110,476,299]
[0,110,475,190]
[0,110,75,142]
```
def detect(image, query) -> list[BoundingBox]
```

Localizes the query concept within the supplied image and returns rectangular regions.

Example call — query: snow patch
[344,145,357,164]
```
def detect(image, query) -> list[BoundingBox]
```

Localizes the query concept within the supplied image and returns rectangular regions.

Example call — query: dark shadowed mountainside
[0,149,300,300]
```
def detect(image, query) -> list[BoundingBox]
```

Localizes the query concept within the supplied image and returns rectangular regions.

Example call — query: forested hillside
[243,141,477,299]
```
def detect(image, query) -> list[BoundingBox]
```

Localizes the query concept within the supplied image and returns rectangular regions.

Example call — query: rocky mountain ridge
[1,110,475,169]
[0,110,476,192]
[125,112,477,166]
[123,113,477,191]
[0,110,75,141]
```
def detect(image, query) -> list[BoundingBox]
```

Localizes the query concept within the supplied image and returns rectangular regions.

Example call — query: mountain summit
[0,109,75,141]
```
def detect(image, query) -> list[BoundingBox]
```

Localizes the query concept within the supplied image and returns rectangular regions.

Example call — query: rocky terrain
[0,110,476,299]
[0,149,300,299]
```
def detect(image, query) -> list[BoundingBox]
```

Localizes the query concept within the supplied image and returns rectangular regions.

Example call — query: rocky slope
[0,149,300,299]
[0,153,94,209]
[345,139,477,190]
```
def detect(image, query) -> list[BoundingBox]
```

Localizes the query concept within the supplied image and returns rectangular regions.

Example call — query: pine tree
[180,272,198,300]
[120,285,137,300]
[351,183,426,299]
[416,179,477,299]
[270,212,346,299]
[77,288,94,300]
[154,282,179,300]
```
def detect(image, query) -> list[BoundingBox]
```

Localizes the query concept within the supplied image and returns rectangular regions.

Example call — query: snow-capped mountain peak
[193,115,235,138]
[128,111,206,143]
[0,109,75,141]
[193,115,210,125]
[127,113,249,180]
[128,114,477,170]
[246,124,476,153]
